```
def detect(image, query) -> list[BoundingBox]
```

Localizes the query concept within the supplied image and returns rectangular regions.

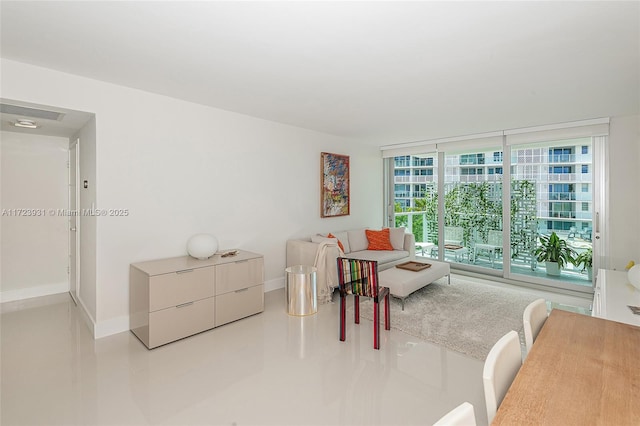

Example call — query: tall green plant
[574,247,593,271]
[533,232,576,269]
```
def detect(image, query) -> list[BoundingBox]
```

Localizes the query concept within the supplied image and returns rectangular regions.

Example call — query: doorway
[1,99,94,305]
[0,132,69,301]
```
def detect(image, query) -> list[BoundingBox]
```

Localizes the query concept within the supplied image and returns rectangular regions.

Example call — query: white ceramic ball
[628,264,640,291]
[187,234,218,260]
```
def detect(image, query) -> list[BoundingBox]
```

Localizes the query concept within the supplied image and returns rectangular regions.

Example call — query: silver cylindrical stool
[285,265,318,316]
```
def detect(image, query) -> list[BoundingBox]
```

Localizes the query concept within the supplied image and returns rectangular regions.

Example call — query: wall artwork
[321,152,350,217]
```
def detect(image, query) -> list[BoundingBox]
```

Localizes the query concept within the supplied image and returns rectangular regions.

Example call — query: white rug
[351,277,540,360]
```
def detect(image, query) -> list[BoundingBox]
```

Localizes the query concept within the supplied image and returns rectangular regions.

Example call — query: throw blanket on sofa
[313,241,344,304]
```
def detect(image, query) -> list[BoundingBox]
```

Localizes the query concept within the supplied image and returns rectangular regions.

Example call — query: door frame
[68,138,80,305]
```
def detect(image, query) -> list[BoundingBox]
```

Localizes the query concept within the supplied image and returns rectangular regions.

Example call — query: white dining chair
[482,330,522,423]
[433,402,476,426]
[523,298,548,356]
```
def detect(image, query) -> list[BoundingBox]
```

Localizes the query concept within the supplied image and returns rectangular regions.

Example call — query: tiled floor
[1,275,591,426]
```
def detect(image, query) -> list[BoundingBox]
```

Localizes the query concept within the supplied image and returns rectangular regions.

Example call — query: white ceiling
[1,1,638,146]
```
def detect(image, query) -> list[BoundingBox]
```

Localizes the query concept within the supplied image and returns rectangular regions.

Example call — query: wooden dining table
[492,309,640,425]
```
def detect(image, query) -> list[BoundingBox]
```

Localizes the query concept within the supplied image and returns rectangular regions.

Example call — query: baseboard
[74,294,129,340]
[265,276,285,292]
[76,296,97,337]
[94,314,130,339]
[0,282,69,303]
[86,277,285,340]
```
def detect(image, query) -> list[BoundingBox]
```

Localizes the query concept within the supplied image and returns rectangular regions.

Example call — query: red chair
[336,258,390,349]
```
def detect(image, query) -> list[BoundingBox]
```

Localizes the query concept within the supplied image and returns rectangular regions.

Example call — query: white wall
[608,114,640,269]
[1,131,69,301]
[0,59,382,337]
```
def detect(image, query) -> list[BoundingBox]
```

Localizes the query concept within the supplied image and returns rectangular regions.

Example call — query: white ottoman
[379,260,450,310]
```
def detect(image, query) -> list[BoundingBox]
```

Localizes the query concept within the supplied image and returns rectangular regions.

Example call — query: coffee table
[379,260,450,310]
[415,242,435,256]
[444,245,469,262]
[428,245,470,262]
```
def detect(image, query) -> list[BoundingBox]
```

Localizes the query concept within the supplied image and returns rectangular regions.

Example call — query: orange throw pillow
[365,228,394,251]
[327,233,345,252]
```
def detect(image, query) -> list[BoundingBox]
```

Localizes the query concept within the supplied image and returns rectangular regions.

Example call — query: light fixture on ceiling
[13,119,39,129]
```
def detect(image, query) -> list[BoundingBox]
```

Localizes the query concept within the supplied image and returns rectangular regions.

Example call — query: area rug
[351,277,540,360]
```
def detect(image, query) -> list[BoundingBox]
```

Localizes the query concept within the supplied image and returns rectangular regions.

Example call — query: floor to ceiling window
[392,154,438,257]
[383,119,608,295]
[441,146,504,270]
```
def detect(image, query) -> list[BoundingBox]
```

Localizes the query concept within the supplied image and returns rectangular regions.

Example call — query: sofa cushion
[366,228,394,250]
[347,228,368,252]
[389,227,406,250]
[330,231,350,253]
[327,233,345,252]
[350,249,409,264]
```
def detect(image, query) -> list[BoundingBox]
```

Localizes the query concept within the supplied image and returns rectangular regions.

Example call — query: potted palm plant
[574,247,593,281]
[534,232,576,276]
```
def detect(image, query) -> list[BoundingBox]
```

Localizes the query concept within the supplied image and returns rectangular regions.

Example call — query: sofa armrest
[403,232,416,260]
[286,239,318,268]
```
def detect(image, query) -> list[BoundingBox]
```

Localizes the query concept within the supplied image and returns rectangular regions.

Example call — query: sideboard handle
[176,269,194,274]
[176,301,194,308]
[235,288,249,293]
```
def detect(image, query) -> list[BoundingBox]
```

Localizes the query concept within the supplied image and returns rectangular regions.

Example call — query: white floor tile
[1,276,591,426]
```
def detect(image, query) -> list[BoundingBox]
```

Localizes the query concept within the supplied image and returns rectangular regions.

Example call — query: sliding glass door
[506,138,595,290]
[390,146,507,273]
[442,147,504,269]
[384,121,607,295]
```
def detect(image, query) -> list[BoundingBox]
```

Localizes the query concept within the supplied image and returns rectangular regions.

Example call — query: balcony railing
[394,175,436,184]
[548,193,577,201]
[549,154,574,163]
[546,173,592,182]
[394,211,592,282]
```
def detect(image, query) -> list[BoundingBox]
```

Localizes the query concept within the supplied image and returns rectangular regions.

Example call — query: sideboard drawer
[148,296,215,348]
[215,284,264,326]
[149,266,214,312]
[215,258,264,295]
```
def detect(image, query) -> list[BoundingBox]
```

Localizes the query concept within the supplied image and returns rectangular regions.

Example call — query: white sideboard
[130,249,264,349]
[592,268,640,327]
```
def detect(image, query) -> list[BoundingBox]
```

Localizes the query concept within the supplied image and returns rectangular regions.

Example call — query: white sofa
[286,228,415,302]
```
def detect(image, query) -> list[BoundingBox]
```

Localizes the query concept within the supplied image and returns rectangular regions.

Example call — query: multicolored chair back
[336,257,390,349]
[336,258,381,297]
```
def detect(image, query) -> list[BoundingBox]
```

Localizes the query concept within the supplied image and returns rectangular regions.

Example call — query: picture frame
[321,152,350,217]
